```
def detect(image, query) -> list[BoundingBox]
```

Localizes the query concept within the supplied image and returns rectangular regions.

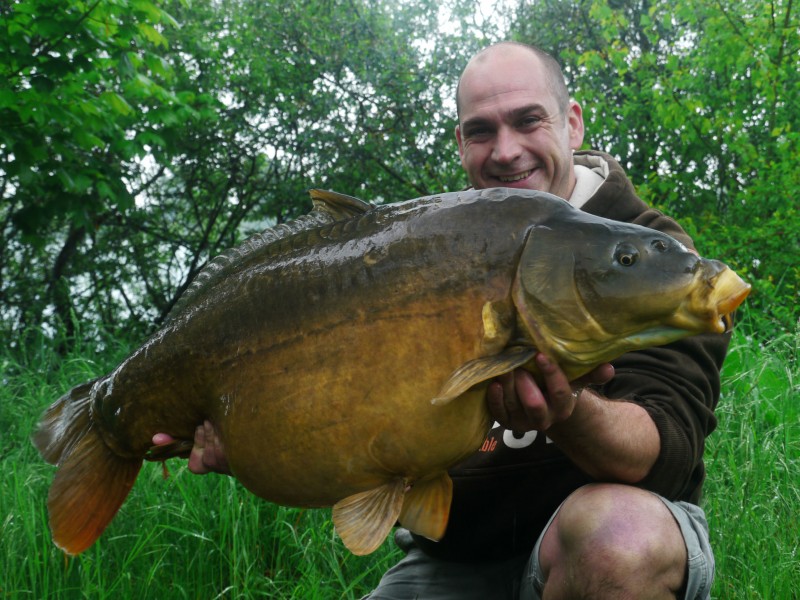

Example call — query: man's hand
[487,353,614,432]
[152,420,231,475]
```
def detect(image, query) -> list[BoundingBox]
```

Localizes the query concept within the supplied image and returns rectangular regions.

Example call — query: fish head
[512,216,751,378]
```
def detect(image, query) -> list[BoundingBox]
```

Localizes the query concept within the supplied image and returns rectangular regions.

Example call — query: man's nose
[491,126,523,164]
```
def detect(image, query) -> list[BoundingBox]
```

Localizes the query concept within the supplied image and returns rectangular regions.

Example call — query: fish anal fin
[47,424,142,555]
[145,439,194,461]
[332,478,405,556]
[398,472,452,542]
[432,346,537,405]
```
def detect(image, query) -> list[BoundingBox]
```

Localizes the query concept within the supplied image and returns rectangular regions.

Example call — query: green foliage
[0,336,401,598]
[5,0,795,348]
[0,0,189,237]
[3,2,797,597]
[705,327,800,597]
[0,0,207,346]
[678,206,800,335]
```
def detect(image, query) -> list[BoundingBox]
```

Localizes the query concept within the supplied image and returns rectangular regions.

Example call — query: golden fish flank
[33,187,750,556]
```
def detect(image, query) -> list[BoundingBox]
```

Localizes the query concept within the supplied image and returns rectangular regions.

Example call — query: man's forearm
[545,389,660,483]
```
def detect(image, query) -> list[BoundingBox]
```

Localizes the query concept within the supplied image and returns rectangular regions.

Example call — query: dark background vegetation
[2,0,798,354]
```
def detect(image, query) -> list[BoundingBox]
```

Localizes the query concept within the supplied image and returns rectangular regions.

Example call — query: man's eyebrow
[506,103,550,120]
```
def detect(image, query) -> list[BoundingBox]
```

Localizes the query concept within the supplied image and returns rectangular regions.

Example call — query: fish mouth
[711,268,752,332]
[674,264,751,334]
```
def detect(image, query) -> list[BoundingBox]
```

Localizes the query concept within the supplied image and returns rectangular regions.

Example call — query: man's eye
[519,116,542,129]
[465,128,491,140]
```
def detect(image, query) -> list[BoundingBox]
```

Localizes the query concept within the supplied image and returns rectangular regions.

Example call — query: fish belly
[208,299,494,507]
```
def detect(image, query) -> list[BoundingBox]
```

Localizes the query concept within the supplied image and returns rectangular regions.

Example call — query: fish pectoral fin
[432,346,537,405]
[398,472,452,541]
[332,478,405,556]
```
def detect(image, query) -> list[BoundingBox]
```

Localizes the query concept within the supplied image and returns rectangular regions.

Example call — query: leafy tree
[1,0,199,345]
[104,0,480,326]
[6,0,792,351]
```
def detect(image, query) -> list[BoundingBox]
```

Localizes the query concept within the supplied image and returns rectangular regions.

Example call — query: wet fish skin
[32,188,750,556]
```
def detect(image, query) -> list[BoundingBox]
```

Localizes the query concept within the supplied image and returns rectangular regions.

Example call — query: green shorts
[364,491,714,600]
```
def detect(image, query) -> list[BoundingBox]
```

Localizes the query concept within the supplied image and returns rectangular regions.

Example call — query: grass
[703,326,799,599]
[1,324,798,599]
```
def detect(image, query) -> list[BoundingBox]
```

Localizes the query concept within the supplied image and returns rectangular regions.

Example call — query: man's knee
[538,484,687,599]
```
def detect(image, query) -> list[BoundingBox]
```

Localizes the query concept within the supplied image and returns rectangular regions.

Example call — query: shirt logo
[478,421,554,452]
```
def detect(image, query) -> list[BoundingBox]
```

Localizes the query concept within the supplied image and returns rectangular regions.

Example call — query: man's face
[455,46,584,199]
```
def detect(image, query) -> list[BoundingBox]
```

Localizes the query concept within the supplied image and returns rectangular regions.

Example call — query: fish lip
[715,283,752,332]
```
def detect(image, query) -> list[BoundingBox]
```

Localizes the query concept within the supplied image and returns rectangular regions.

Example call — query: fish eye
[614,243,639,267]
[651,239,668,252]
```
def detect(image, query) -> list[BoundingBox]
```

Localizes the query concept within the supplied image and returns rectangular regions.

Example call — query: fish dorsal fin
[166,189,373,322]
[332,478,405,555]
[308,188,373,219]
[397,472,452,541]
[432,346,537,405]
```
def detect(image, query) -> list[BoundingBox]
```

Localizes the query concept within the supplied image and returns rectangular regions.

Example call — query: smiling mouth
[497,169,533,183]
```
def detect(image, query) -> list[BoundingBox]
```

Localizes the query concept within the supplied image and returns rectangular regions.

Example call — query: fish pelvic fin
[432,346,537,405]
[398,471,452,542]
[332,478,405,556]
[32,381,142,555]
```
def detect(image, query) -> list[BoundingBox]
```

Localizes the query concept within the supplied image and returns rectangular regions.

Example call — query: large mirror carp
[33,188,750,556]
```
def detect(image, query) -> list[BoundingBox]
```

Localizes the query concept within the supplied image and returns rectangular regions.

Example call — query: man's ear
[455,123,465,158]
[567,100,585,150]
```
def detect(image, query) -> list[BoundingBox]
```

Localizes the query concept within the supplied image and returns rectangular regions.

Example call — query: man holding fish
[165,42,722,599]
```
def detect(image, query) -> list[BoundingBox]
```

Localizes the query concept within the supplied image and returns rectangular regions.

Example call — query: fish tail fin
[32,380,142,555]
